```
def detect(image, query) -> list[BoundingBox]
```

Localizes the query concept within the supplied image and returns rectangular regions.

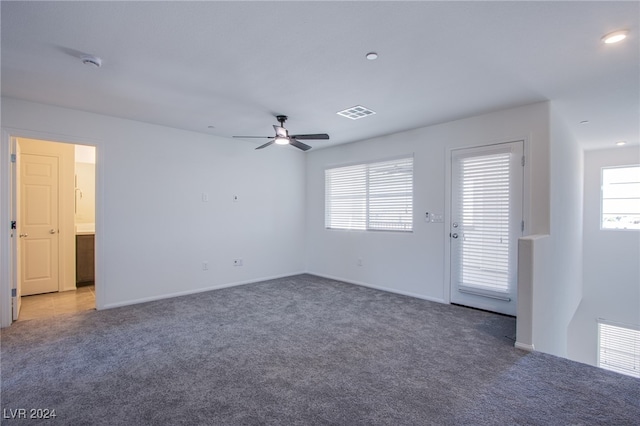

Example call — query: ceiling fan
[233,115,329,151]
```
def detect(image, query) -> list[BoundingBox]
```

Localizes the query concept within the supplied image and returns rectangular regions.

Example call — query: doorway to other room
[13,138,97,321]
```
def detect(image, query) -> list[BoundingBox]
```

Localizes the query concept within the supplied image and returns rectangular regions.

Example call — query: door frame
[443,136,531,308]
[1,127,103,328]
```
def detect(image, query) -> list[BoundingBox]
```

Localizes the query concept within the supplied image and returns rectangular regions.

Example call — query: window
[325,156,413,231]
[601,165,640,230]
[598,320,640,378]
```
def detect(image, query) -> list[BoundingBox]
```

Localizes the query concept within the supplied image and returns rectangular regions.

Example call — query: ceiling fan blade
[273,125,288,138]
[255,140,276,150]
[289,138,312,151]
[233,136,272,139]
[290,133,329,140]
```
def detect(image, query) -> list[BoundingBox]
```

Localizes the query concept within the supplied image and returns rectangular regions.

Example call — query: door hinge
[11,288,16,298]
[521,156,525,167]
[11,154,16,163]
[11,221,16,230]
[521,220,525,232]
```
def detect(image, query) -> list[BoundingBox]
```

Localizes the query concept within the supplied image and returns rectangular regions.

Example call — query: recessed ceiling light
[80,54,102,68]
[337,105,376,120]
[207,125,215,129]
[616,141,627,146]
[366,52,378,60]
[602,30,629,44]
[580,120,590,125]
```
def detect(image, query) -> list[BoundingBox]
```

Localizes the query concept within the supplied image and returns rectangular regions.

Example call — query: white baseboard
[101,270,307,310]
[514,341,535,351]
[307,272,446,304]
[101,270,446,311]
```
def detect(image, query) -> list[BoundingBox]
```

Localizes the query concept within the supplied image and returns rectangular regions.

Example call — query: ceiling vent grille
[337,105,376,120]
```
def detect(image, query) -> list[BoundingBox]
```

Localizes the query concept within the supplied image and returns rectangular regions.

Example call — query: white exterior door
[20,153,60,296]
[450,141,523,316]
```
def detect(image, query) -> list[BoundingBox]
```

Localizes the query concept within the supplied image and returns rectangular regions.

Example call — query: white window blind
[325,157,413,231]
[458,152,511,293]
[325,164,367,230]
[598,320,640,378]
[602,165,640,230]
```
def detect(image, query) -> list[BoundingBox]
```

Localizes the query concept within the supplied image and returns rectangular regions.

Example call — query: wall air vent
[337,105,376,120]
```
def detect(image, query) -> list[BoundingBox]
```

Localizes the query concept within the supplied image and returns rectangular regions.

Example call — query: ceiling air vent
[337,105,376,120]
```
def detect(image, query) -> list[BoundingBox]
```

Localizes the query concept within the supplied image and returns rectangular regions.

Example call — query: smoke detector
[81,54,102,68]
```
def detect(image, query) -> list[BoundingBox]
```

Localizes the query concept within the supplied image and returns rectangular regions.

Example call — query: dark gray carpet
[1,274,638,425]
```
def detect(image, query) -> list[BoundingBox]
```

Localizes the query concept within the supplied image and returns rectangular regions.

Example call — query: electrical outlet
[357,258,363,266]
[202,261,209,271]
[202,192,209,202]
[233,258,243,266]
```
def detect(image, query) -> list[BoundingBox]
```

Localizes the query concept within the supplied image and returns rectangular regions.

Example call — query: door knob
[49,229,56,234]
[451,233,458,239]
[19,233,28,238]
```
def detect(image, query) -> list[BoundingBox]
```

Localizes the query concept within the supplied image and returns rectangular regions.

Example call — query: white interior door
[12,141,21,320]
[20,153,60,296]
[450,141,523,316]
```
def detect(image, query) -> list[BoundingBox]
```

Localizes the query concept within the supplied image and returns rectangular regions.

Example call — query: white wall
[3,96,635,368]
[1,97,307,318]
[75,144,96,164]
[305,102,550,302]
[75,162,96,225]
[530,106,584,358]
[75,144,96,226]
[568,146,640,366]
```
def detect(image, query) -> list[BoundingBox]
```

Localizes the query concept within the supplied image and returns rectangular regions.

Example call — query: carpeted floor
[1,274,639,425]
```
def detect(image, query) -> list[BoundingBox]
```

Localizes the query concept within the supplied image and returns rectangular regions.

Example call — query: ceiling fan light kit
[233,115,330,151]
[274,136,289,145]
[601,30,628,44]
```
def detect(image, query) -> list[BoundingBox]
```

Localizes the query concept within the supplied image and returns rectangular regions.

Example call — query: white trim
[444,137,528,314]
[1,127,102,147]
[0,130,13,327]
[522,134,532,236]
[514,341,535,351]
[323,152,415,172]
[308,272,447,304]
[597,318,640,331]
[325,156,414,232]
[102,271,307,309]
[599,165,640,231]
[443,139,452,304]
[0,127,103,327]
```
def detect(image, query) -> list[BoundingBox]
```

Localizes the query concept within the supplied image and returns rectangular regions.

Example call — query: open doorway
[13,138,96,321]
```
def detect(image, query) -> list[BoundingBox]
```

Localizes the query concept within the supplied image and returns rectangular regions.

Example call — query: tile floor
[17,285,95,321]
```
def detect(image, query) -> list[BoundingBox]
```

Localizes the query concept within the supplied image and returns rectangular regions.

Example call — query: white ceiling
[2,1,638,151]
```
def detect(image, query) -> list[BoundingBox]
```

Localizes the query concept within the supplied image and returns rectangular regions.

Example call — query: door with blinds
[450,141,523,316]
